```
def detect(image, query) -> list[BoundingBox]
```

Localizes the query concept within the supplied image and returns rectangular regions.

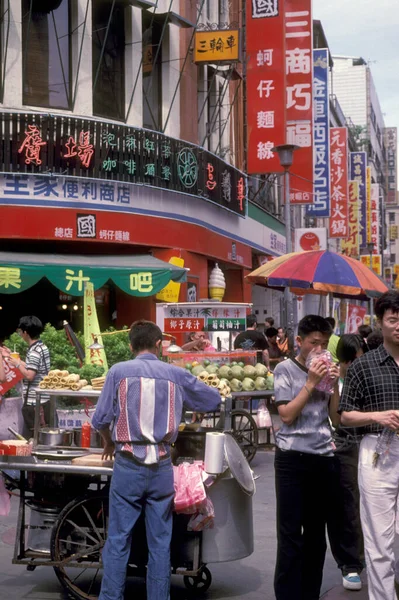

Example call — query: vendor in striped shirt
[93,319,220,600]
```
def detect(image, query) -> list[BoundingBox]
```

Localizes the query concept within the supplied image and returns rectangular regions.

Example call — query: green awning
[0,252,187,297]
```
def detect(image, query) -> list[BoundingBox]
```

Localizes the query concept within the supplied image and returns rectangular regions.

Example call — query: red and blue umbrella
[247,250,388,299]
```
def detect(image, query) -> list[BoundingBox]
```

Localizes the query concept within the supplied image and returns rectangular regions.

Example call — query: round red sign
[299,232,320,251]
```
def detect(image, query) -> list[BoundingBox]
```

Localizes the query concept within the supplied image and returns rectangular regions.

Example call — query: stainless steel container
[38,428,73,447]
[202,474,254,563]
[27,502,61,554]
[73,428,102,448]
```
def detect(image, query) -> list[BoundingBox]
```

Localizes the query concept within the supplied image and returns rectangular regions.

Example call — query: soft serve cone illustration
[209,263,226,301]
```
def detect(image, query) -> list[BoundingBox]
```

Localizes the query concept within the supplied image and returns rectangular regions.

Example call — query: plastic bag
[0,474,11,516]
[173,461,206,514]
[305,350,335,394]
[187,497,215,531]
[256,401,272,428]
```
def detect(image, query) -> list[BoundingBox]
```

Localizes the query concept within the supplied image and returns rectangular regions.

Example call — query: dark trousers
[274,447,335,600]
[327,438,364,576]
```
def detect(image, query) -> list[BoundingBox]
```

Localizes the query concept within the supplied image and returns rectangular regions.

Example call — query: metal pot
[38,428,73,447]
[73,428,102,448]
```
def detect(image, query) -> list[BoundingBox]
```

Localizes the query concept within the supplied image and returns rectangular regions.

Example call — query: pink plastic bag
[173,461,206,514]
[0,475,10,516]
[305,350,335,394]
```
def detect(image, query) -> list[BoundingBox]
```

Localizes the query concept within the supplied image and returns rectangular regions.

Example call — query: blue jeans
[99,452,174,600]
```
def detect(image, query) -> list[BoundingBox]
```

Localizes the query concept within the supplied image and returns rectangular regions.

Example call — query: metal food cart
[0,387,255,599]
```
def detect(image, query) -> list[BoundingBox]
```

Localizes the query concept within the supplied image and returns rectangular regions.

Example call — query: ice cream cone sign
[209,264,226,301]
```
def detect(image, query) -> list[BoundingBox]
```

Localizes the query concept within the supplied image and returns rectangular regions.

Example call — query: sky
[314,0,399,152]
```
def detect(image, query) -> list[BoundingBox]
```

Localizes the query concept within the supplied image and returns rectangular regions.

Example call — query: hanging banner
[156,257,185,302]
[385,127,397,205]
[332,298,341,334]
[84,282,108,372]
[366,166,372,243]
[285,0,313,204]
[329,127,348,238]
[341,181,360,258]
[345,304,367,334]
[349,152,367,249]
[246,0,286,174]
[370,183,380,254]
[307,49,330,216]
[360,255,382,276]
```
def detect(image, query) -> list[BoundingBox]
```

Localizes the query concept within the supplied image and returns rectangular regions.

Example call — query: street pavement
[0,448,379,600]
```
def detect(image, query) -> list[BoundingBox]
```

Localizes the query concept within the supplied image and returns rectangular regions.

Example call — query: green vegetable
[243,365,257,379]
[185,363,192,370]
[206,364,219,375]
[229,378,243,392]
[266,373,274,390]
[255,376,267,390]
[218,365,233,380]
[242,377,256,391]
[230,365,244,381]
[203,359,211,367]
[238,361,245,368]
[231,361,237,367]
[255,363,268,377]
[192,365,205,377]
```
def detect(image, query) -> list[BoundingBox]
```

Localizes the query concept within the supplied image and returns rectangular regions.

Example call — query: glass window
[92,2,125,121]
[142,14,162,131]
[22,0,71,110]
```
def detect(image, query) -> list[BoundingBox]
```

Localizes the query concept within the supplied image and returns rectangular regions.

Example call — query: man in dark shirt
[265,327,284,368]
[340,291,399,600]
[234,314,269,366]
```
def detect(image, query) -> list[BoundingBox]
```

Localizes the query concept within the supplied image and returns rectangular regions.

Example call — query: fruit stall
[156,302,275,461]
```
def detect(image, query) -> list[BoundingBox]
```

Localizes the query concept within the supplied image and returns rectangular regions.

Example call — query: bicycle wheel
[50,494,108,600]
[231,409,258,463]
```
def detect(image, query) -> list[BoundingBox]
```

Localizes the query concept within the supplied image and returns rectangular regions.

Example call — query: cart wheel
[183,566,212,593]
[50,494,108,600]
[231,409,258,463]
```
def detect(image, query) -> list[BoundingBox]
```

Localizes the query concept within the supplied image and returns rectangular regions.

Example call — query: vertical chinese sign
[284,0,313,204]
[341,181,360,258]
[307,48,329,217]
[370,183,380,255]
[385,127,398,205]
[349,152,367,249]
[366,166,372,243]
[246,0,286,174]
[329,127,348,238]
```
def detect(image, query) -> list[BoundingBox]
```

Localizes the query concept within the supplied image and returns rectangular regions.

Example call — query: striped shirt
[25,340,50,405]
[92,353,221,464]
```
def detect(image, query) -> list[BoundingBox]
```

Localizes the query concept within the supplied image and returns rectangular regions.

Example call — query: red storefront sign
[164,318,205,333]
[329,127,349,238]
[285,0,313,204]
[246,0,286,174]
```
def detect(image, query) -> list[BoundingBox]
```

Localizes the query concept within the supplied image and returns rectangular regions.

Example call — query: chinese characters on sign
[307,49,330,216]
[194,30,240,63]
[349,152,367,248]
[366,166,371,243]
[385,127,397,205]
[162,304,247,333]
[340,181,360,258]
[246,0,286,174]
[329,127,348,239]
[0,266,22,290]
[164,318,205,333]
[9,114,246,217]
[370,183,380,254]
[285,0,313,204]
[360,254,382,276]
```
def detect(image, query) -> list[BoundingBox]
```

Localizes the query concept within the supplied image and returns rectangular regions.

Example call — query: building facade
[0,0,286,336]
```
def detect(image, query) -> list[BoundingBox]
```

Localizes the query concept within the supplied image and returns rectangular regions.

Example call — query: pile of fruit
[186,360,274,392]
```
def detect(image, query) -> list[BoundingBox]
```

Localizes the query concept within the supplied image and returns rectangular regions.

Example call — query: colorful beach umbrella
[246,250,388,299]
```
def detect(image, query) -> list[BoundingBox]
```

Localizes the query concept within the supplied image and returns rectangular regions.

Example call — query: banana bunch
[196,371,231,398]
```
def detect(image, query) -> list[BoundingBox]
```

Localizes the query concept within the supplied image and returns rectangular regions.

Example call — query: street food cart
[157,301,275,460]
[0,387,255,600]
